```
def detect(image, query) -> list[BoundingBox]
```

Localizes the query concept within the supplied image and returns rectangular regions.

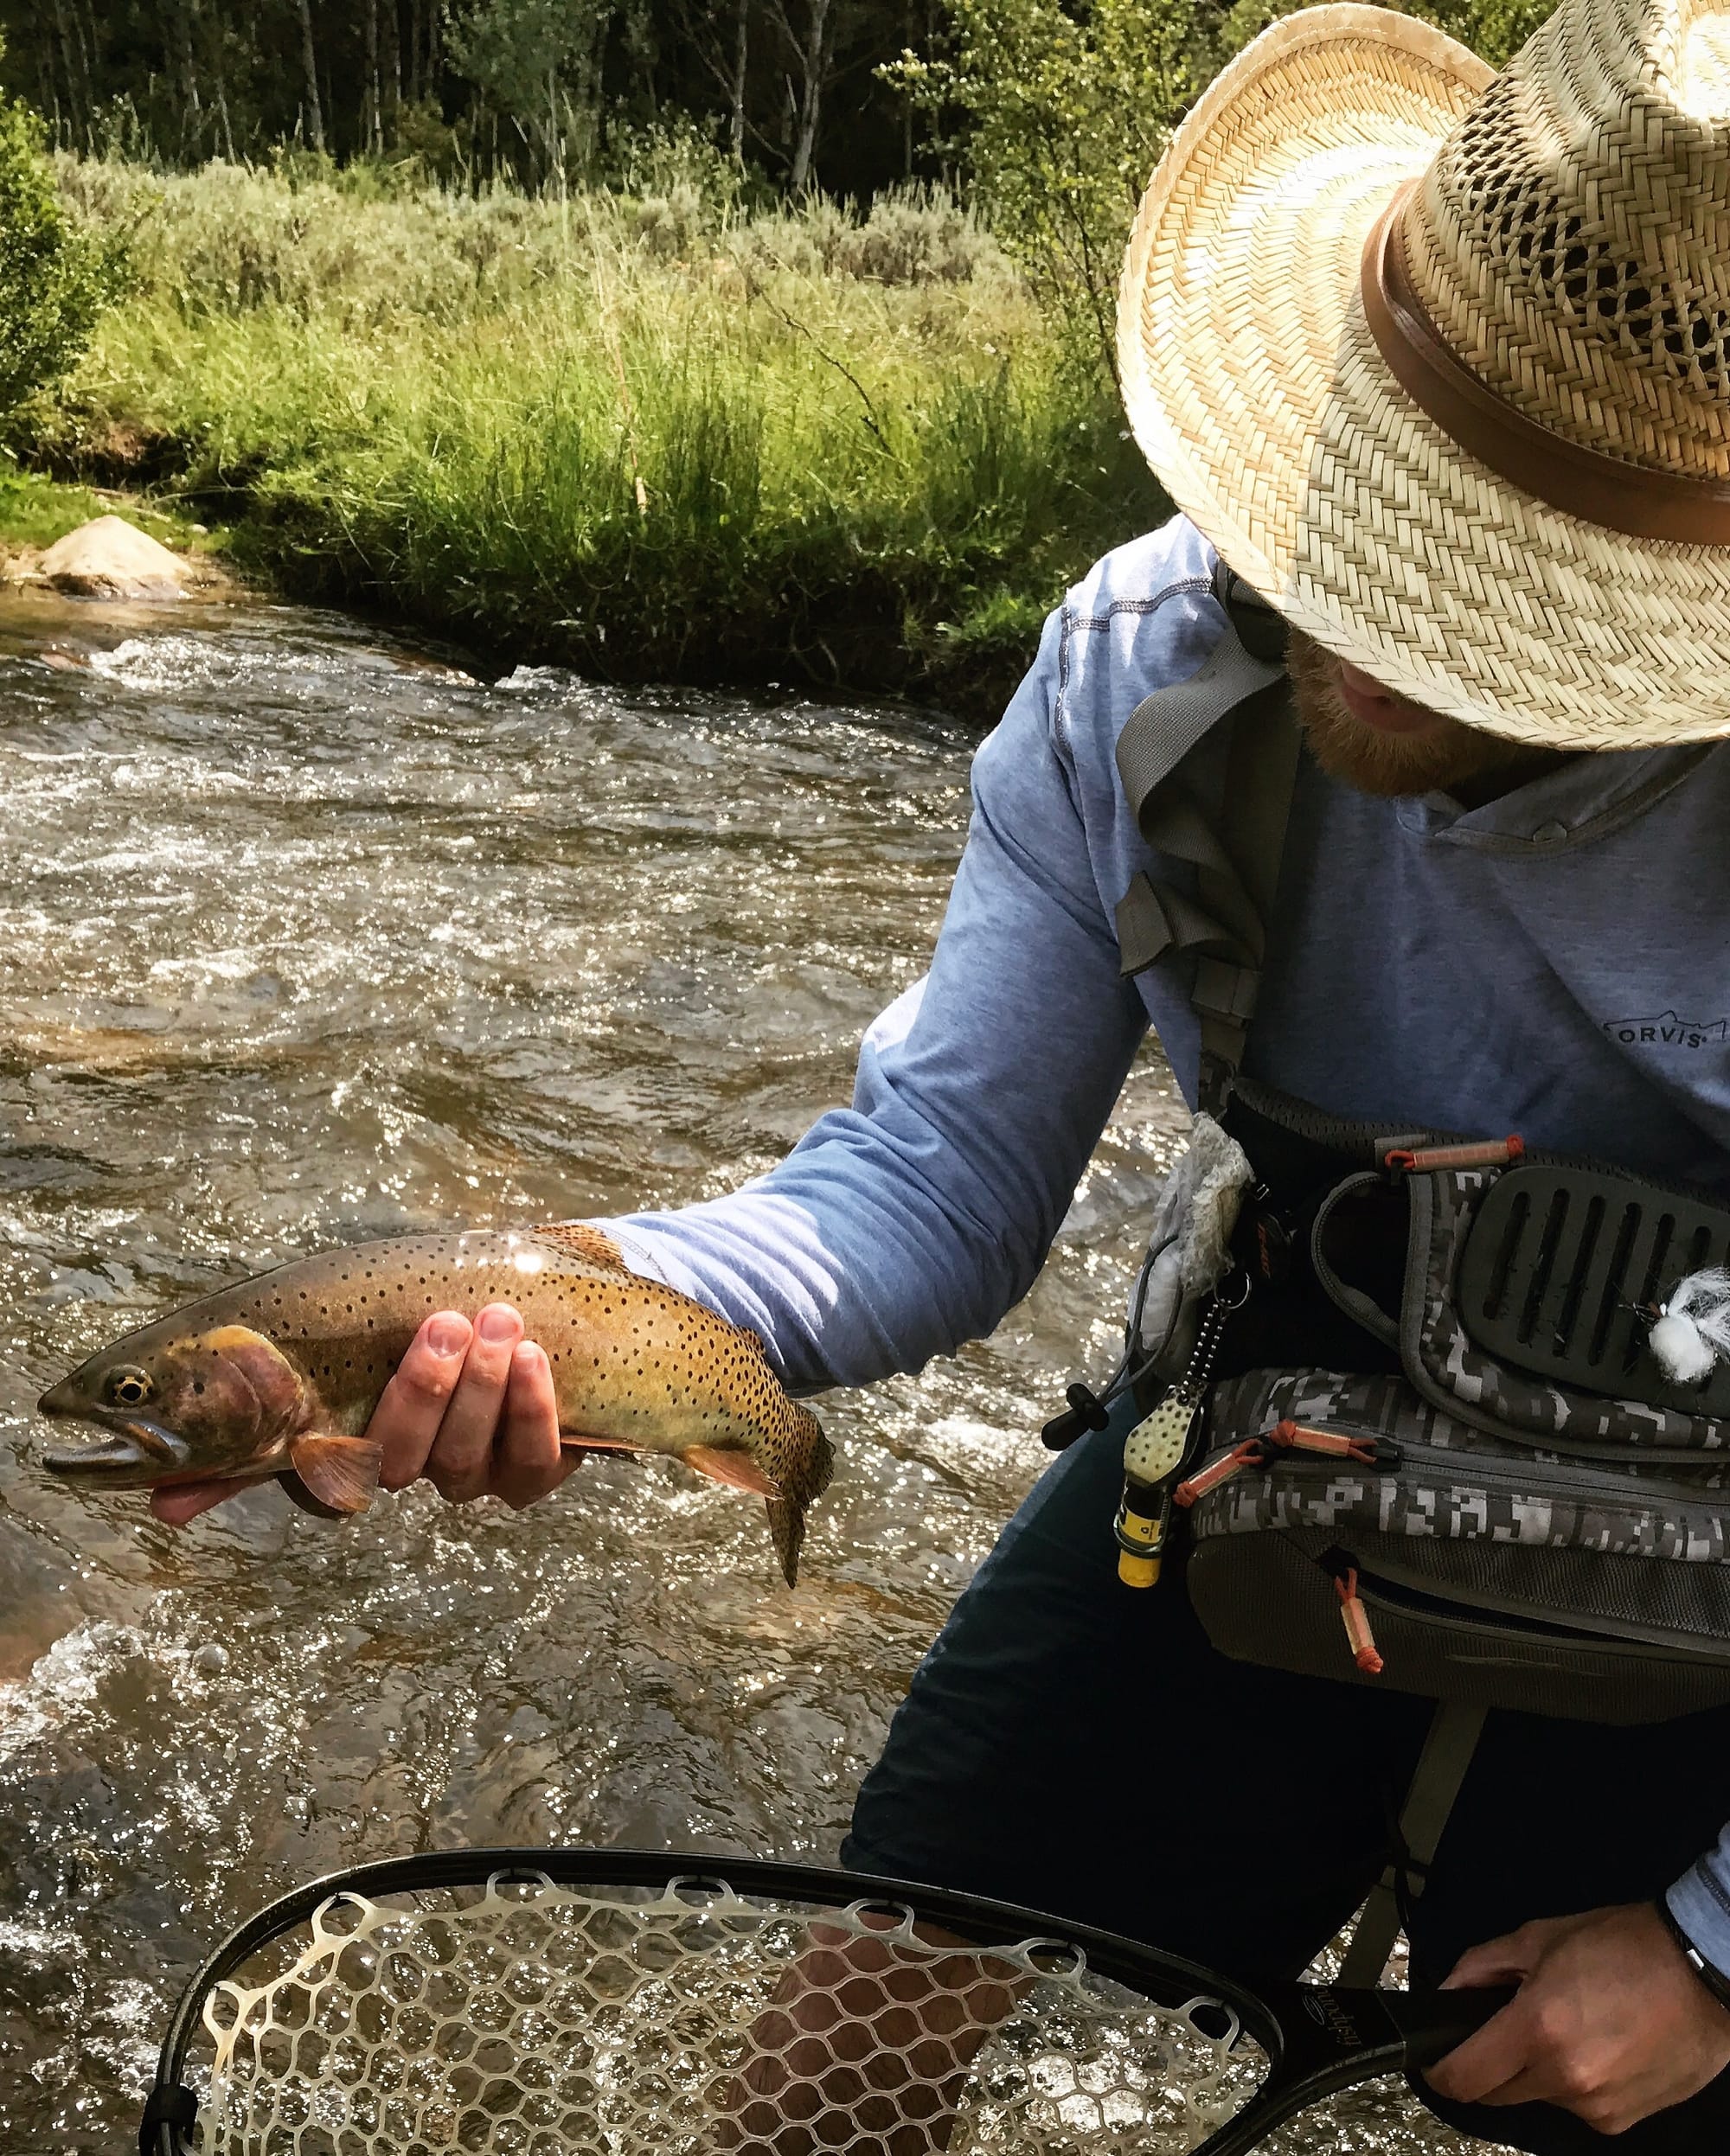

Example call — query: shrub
[828,190,996,285]
[897,0,1559,386]
[0,82,118,424]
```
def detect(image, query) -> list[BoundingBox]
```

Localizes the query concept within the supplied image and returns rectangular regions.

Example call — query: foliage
[0,460,201,554]
[0,0,931,204]
[0,74,118,425]
[32,157,1164,710]
[445,0,609,182]
[0,463,106,550]
[897,0,1557,386]
[891,0,1210,382]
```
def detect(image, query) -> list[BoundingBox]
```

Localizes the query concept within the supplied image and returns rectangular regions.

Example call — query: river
[0,591,1484,2152]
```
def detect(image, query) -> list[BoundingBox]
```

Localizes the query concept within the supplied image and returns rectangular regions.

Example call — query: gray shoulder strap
[1338,1700,1488,1987]
[1112,579,1303,1109]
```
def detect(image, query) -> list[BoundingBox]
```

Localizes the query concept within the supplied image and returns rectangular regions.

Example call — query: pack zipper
[1315,1543,1730,1677]
[1215,1417,1730,1489]
[1319,1548,1621,1649]
[1176,1415,1730,1534]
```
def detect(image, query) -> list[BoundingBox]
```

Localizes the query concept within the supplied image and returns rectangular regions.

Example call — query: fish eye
[105,1366,153,1407]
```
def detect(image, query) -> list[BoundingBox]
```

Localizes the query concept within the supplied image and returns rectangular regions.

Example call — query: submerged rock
[3,515,227,601]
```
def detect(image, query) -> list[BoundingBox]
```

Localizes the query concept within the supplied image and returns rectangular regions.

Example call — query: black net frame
[140,1846,1500,2156]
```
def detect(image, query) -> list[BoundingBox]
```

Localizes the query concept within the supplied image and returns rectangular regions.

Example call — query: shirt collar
[1394,743,1718,853]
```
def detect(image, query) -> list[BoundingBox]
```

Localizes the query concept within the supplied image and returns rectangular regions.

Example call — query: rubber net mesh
[185,1872,1267,2156]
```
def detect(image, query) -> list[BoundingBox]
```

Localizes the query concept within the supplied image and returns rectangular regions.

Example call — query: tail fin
[766,1409,834,1587]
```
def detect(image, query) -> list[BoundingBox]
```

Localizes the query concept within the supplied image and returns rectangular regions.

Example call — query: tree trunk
[424,1,441,113]
[202,0,237,161]
[294,0,324,152]
[362,0,381,153]
[51,0,91,148]
[730,0,748,163]
[902,0,913,178]
[380,0,400,138]
[787,0,833,195]
[77,0,104,134]
[163,0,201,157]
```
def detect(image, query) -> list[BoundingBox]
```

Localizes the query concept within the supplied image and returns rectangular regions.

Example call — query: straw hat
[1118,0,1730,748]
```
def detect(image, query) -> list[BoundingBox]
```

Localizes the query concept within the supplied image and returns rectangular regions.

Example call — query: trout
[36,1223,832,1585]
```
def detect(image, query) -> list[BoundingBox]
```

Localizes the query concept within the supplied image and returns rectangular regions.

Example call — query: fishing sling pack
[1092,565,1730,1975]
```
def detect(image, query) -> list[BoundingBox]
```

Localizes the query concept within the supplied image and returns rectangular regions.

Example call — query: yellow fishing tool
[1114,1274,1246,1588]
[1114,1393,1197,1586]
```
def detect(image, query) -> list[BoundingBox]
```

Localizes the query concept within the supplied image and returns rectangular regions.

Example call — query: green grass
[0,464,109,550]
[0,460,214,558]
[25,163,1169,710]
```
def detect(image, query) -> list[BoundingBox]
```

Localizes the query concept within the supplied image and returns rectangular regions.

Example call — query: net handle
[139,1843,1510,2156]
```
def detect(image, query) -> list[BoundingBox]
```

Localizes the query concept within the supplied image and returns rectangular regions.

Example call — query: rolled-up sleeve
[1668,1834,1730,1983]
[599,605,1150,1392]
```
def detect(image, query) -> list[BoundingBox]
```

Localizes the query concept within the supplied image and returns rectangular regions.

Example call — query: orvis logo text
[1603,1010,1730,1051]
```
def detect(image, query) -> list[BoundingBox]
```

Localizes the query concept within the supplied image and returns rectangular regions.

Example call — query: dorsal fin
[533,1221,637,1276]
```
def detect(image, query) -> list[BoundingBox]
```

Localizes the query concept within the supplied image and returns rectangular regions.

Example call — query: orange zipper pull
[1271,1419,1381,1465]
[1384,1136,1524,1174]
[1173,1439,1267,1508]
[1336,1568,1384,1676]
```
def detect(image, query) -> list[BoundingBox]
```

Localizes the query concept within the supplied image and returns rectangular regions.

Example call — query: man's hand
[148,1302,573,1524]
[1425,1902,1730,2134]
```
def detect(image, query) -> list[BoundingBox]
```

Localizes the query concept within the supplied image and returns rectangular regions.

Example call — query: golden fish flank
[36,1222,833,1585]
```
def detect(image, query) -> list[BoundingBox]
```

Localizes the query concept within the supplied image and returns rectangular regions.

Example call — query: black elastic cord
[1041,1232,1180,1449]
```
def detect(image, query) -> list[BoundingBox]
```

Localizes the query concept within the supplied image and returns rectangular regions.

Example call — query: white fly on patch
[1650,1268,1730,1385]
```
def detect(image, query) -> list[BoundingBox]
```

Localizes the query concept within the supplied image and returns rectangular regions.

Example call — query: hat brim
[1118,3,1730,749]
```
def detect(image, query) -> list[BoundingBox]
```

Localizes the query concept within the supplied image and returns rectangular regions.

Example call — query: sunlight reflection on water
[0,593,1485,2152]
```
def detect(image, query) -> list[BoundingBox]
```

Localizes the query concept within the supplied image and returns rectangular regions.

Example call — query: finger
[371,1312,473,1490]
[1423,1995,1538,2106]
[1442,1949,1534,1992]
[492,1340,576,1510]
[1442,1921,1554,1991]
[150,1479,245,1525]
[425,1302,523,1504]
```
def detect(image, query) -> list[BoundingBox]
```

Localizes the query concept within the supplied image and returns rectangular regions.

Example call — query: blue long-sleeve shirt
[602,514,1730,1967]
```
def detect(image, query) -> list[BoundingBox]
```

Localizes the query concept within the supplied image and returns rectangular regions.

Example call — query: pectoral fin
[682,1444,781,1500]
[287,1432,384,1515]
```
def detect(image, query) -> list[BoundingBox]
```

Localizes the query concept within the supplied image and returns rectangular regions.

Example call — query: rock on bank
[3,515,227,600]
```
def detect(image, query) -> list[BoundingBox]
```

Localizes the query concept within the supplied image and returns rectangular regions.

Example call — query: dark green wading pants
[843,1421,1730,2153]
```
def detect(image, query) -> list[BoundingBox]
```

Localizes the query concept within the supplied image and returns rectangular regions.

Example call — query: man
[161,0,1730,2143]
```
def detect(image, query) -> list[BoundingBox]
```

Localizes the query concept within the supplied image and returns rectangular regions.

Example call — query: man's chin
[1300,707,1483,797]
[1285,633,1540,800]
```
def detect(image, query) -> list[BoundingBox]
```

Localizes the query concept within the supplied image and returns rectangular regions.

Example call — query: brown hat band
[1360,182,1730,546]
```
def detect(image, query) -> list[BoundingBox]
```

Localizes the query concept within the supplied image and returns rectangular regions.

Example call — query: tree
[893,0,1208,382]
[445,0,609,188]
[766,0,838,193]
[293,0,324,152]
[0,48,117,423]
[895,0,1559,387]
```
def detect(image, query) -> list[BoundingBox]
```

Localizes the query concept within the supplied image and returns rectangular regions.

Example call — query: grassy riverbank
[16,162,1169,711]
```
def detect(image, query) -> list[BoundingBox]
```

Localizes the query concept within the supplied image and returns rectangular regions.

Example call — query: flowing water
[0,591,1485,2153]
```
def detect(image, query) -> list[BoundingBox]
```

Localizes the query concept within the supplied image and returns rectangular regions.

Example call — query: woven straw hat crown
[1412,0,1730,479]
[1118,0,1730,747]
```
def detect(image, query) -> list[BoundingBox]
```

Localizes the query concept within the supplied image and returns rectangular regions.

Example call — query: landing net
[183,1871,1265,2155]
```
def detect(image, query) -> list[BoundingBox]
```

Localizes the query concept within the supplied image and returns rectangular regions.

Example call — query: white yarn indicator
[1650,1268,1730,1385]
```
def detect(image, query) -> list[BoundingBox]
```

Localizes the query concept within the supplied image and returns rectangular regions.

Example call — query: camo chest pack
[1172,1078,1730,1725]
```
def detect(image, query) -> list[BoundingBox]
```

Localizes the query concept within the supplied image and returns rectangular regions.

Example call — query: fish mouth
[36,1393,189,1481]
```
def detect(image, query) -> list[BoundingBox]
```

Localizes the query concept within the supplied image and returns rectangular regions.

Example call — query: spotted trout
[36,1223,832,1584]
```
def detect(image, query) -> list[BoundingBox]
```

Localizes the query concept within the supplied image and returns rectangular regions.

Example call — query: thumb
[1441,1922,1552,1992]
